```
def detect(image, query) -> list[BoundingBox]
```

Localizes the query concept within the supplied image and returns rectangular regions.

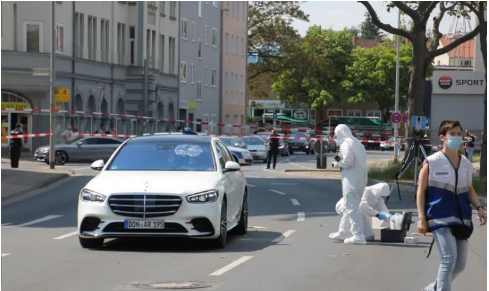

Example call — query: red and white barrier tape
[1,133,137,139]
[1,108,257,130]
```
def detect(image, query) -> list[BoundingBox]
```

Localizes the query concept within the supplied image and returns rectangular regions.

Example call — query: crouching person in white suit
[359,183,391,241]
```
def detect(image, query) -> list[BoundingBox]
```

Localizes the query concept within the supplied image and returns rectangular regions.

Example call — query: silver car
[34,136,123,165]
[242,136,268,163]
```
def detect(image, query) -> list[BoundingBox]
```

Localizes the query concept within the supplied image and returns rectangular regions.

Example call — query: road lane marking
[209,256,253,276]
[53,231,78,240]
[271,230,296,243]
[272,183,299,185]
[3,215,63,228]
[290,199,300,206]
[248,184,257,188]
[269,189,285,195]
[247,175,258,178]
[2,253,11,257]
[1,223,12,227]
[297,212,305,221]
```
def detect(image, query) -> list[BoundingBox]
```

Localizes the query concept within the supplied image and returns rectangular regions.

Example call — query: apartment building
[179,1,221,133]
[221,1,247,134]
[1,1,179,151]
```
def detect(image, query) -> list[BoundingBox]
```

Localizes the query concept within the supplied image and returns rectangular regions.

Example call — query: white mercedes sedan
[77,135,248,249]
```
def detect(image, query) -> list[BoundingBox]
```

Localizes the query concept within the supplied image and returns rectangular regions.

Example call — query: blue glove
[377,213,387,221]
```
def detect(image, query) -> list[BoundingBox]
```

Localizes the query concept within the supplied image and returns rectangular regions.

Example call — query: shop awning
[266,115,309,123]
[324,117,391,129]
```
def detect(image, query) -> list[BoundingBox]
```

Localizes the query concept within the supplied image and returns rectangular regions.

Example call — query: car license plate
[124,219,165,229]
[291,146,298,149]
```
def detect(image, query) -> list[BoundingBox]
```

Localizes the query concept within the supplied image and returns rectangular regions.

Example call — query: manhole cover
[131,281,212,290]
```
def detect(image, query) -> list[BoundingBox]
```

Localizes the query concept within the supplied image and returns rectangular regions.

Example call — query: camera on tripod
[413,129,427,140]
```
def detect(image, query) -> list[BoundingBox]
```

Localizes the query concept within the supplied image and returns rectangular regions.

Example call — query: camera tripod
[388,137,428,202]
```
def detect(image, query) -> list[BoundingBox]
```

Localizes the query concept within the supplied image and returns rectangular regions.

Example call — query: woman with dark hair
[417,120,486,291]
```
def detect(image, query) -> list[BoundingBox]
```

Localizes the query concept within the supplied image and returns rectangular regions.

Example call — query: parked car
[77,134,248,249]
[226,146,254,165]
[380,137,406,151]
[255,132,272,143]
[278,136,290,157]
[242,136,268,163]
[218,136,247,149]
[316,135,336,152]
[287,132,314,155]
[34,136,123,165]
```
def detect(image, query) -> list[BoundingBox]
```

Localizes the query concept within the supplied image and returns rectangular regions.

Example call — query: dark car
[286,132,314,155]
[316,135,336,152]
[34,136,123,165]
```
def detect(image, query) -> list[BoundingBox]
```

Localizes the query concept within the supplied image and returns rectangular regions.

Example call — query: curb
[1,171,73,204]
[284,169,340,173]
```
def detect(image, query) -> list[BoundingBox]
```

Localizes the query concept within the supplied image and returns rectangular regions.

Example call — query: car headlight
[303,141,309,146]
[80,189,106,202]
[187,190,219,204]
[38,148,49,153]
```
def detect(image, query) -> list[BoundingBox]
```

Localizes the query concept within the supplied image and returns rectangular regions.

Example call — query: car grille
[108,194,182,218]
[103,222,188,233]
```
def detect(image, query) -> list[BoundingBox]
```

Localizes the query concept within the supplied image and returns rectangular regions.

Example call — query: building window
[148,1,157,8]
[55,24,64,53]
[213,1,218,8]
[347,109,362,117]
[241,37,245,56]
[212,28,218,47]
[225,33,229,53]
[88,16,98,61]
[101,19,109,62]
[328,109,343,117]
[211,69,217,87]
[191,21,196,42]
[129,26,135,65]
[169,37,176,74]
[225,72,228,91]
[159,34,165,72]
[230,72,234,92]
[191,63,195,84]
[237,2,240,19]
[197,82,202,101]
[181,19,188,39]
[205,26,209,46]
[198,1,203,18]
[170,1,177,19]
[197,39,202,59]
[366,110,381,118]
[180,62,187,83]
[204,67,208,87]
[74,13,84,58]
[118,23,126,65]
[24,22,43,52]
[160,2,165,16]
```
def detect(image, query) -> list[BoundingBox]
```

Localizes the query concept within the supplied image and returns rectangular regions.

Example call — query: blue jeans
[466,148,474,162]
[423,227,468,291]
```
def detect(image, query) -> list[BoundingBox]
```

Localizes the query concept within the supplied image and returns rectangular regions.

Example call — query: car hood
[245,145,267,151]
[84,171,221,195]
[287,139,308,144]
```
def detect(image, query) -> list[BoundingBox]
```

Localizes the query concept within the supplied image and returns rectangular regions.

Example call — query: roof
[439,35,475,58]
[128,134,211,144]
[352,36,382,48]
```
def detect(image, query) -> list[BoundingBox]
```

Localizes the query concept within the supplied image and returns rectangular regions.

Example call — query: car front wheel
[79,237,104,249]
[55,151,68,165]
[211,199,227,249]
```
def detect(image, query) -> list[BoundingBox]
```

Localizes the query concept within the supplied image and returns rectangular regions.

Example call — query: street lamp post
[49,1,56,169]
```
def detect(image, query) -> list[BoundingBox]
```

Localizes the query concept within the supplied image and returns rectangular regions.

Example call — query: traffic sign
[55,88,70,103]
[273,112,277,120]
[411,115,427,130]
[402,113,408,123]
[390,112,402,124]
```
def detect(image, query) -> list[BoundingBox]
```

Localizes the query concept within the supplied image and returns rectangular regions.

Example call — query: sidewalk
[1,157,76,203]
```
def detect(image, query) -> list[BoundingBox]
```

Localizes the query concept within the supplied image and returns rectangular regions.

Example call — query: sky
[291,1,477,38]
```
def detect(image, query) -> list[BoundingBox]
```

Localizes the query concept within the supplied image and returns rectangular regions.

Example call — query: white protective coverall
[359,183,391,240]
[329,124,368,244]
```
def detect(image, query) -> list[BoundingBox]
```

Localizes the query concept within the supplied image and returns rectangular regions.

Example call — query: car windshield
[290,132,307,137]
[107,140,215,171]
[218,138,233,146]
[242,137,264,145]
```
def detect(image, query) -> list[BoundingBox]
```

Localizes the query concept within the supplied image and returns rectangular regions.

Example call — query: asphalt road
[1,152,486,291]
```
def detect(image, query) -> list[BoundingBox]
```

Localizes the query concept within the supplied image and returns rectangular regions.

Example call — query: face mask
[445,136,463,151]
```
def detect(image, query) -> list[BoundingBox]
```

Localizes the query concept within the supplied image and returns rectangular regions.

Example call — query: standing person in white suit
[329,124,368,244]
[359,183,391,241]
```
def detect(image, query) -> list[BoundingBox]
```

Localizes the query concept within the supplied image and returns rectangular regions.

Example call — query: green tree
[360,2,481,124]
[271,26,354,112]
[343,41,419,123]
[345,25,361,38]
[360,11,381,39]
[247,1,309,81]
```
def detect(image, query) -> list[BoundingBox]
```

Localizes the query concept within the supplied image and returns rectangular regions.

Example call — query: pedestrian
[108,123,117,135]
[463,129,477,162]
[9,123,24,168]
[329,124,368,244]
[61,125,73,144]
[71,127,80,141]
[417,120,486,291]
[95,124,106,134]
[359,183,391,241]
[266,130,279,170]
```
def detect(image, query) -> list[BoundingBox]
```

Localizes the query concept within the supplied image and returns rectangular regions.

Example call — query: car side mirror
[224,161,240,172]
[76,141,83,147]
[90,159,105,171]
[234,143,240,147]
